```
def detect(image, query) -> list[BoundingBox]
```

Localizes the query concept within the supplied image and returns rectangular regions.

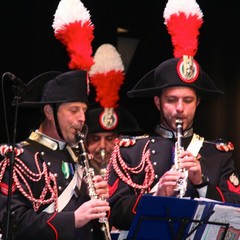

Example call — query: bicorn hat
[19,70,89,107]
[86,105,142,134]
[128,0,223,99]
[127,58,223,99]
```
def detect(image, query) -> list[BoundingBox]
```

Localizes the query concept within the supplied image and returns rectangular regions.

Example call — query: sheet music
[186,203,206,240]
[201,204,240,240]
[186,198,240,240]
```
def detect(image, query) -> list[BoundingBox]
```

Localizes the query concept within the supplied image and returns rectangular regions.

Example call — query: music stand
[126,195,229,240]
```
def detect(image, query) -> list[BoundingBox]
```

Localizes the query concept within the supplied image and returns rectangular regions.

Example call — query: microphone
[4,72,26,90]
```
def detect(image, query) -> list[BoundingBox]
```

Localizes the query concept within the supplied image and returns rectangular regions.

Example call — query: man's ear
[43,105,53,119]
[197,97,201,106]
[154,96,161,111]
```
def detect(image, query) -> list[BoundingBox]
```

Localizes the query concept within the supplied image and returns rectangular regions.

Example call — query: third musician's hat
[86,105,142,134]
[128,0,224,99]
[88,44,126,130]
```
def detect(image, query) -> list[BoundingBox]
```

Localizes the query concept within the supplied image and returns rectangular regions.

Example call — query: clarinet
[173,119,188,198]
[100,149,107,178]
[75,128,112,240]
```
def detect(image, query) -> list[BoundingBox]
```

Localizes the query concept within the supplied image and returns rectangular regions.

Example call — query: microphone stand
[3,85,23,240]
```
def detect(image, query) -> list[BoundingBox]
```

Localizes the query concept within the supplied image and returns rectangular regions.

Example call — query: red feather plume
[165,13,203,58]
[90,70,124,108]
[55,21,94,70]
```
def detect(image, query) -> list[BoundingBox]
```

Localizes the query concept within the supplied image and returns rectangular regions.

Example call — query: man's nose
[176,100,184,112]
[77,109,86,122]
[99,138,107,148]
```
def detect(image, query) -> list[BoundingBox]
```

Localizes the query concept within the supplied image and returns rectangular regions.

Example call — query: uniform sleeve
[200,144,240,204]
[207,158,240,204]
[108,177,140,230]
[4,187,76,240]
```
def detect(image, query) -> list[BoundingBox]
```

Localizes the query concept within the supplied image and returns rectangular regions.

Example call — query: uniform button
[47,162,51,167]
[52,142,58,150]
[54,173,58,178]
[58,186,62,191]
[40,151,45,156]
[167,132,173,138]
[155,174,158,179]
[151,150,156,154]
[151,139,155,143]
[153,162,157,166]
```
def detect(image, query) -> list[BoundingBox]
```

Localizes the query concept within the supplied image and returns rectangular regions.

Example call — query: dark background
[1,0,240,172]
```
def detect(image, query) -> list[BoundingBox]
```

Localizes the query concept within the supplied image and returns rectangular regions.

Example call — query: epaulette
[115,134,149,147]
[205,139,234,152]
[0,144,24,157]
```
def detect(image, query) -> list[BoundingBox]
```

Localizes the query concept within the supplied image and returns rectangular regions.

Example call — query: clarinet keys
[173,118,188,198]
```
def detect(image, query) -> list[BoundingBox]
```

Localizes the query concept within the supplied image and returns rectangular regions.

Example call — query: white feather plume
[163,0,203,22]
[52,0,91,31]
[89,44,124,76]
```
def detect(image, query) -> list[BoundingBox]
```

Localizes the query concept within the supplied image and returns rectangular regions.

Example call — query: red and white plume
[52,0,94,71]
[163,0,203,58]
[89,44,125,109]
